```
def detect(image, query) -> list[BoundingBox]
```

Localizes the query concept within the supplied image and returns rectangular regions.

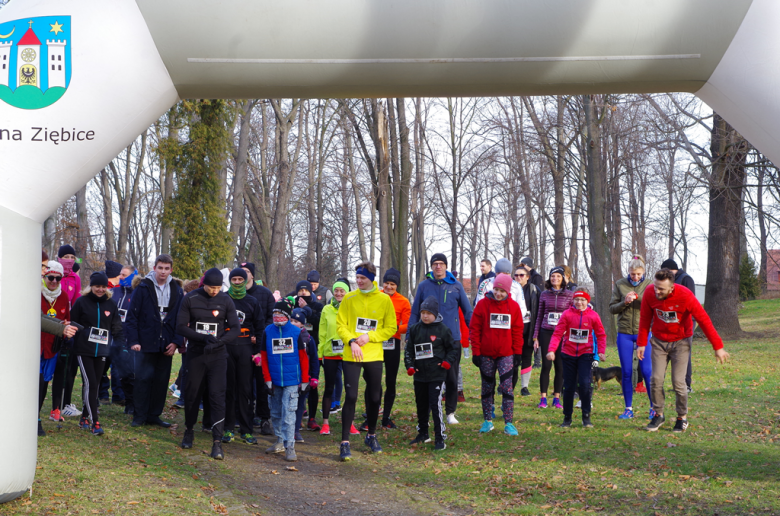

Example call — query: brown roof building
[768,250,780,291]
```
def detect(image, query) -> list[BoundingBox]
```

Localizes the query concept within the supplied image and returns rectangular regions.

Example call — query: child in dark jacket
[469,273,524,436]
[546,290,606,428]
[290,306,320,443]
[405,296,459,451]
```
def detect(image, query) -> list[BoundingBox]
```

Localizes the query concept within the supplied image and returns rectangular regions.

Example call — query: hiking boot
[382,419,398,430]
[320,423,331,435]
[61,404,82,417]
[285,446,297,462]
[552,398,563,409]
[365,434,383,453]
[181,429,194,449]
[49,409,64,422]
[339,442,352,462]
[672,418,689,433]
[221,431,234,443]
[266,440,284,454]
[294,431,305,443]
[210,441,224,460]
[240,433,258,445]
[618,409,634,420]
[92,422,104,436]
[582,414,593,428]
[537,397,548,409]
[434,438,447,451]
[447,413,459,425]
[479,420,494,433]
[504,423,519,436]
[37,420,46,437]
[349,424,361,435]
[260,419,274,436]
[646,414,666,432]
[358,420,369,433]
[409,433,429,445]
[560,417,572,428]
[457,391,466,403]
[307,418,321,432]
[79,416,91,430]
[520,387,530,397]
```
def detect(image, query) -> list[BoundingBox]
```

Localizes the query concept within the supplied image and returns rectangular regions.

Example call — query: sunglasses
[45,275,62,282]
[514,273,527,277]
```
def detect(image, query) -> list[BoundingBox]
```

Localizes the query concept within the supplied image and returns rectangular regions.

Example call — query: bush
[739,255,761,301]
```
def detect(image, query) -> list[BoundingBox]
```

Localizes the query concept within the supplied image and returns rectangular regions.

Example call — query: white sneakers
[61,404,82,417]
[447,413,459,425]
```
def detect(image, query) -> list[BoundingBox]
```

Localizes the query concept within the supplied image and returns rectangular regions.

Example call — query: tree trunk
[703,112,746,336]
[160,108,178,255]
[230,100,253,258]
[757,165,768,293]
[75,185,90,280]
[394,98,412,291]
[99,168,116,260]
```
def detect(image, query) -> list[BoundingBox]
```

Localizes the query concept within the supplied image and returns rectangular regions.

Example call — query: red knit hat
[573,290,591,302]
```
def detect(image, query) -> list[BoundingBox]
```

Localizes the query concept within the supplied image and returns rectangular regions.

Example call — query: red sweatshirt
[637,284,723,350]
[548,306,606,357]
[469,293,524,358]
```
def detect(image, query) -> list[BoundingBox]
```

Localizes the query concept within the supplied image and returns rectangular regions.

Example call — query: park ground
[2,299,779,515]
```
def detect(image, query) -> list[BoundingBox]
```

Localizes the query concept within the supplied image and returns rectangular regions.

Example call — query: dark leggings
[538,328,563,395]
[39,376,49,415]
[321,359,342,420]
[52,351,78,411]
[341,361,383,441]
[308,384,319,422]
[382,338,401,422]
[77,355,106,424]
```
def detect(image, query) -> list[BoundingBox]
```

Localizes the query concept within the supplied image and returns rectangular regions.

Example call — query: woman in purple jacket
[533,267,574,409]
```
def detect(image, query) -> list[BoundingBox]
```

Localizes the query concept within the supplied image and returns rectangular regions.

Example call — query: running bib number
[569,328,590,344]
[490,313,511,329]
[304,323,313,332]
[547,312,562,326]
[356,318,378,334]
[88,327,109,345]
[414,342,434,360]
[196,322,218,336]
[236,310,246,324]
[331,339,344,353]
[159,306,168,320]
[655,309,679,324]
[272,337,294,354]
[383,339,396,350]
[118,308,127,322]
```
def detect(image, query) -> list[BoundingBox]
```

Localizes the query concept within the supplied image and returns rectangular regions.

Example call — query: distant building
[767,250,780,292]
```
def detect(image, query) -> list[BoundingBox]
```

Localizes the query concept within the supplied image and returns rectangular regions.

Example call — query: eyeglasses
[514,273,526,278]
[432,262,446,267]
[45,275,62,282]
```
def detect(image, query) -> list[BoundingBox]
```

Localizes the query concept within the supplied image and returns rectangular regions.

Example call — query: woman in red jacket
[546,290,606,428]
[470,274,524,436]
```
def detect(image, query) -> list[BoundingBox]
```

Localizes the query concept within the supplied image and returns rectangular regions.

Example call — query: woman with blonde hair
[609,254,654,420]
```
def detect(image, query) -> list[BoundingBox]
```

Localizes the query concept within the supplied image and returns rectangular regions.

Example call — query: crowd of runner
[38,246,729,461]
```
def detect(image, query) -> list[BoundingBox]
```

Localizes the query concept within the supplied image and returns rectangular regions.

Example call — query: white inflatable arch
[1,0,779,502]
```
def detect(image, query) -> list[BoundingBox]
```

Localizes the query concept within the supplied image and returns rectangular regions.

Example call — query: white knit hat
[45,260,64,276]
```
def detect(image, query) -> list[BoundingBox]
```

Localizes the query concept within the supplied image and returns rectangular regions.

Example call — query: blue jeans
[269,385,299,447]
[295,389,309,432]
[616,333,653,409]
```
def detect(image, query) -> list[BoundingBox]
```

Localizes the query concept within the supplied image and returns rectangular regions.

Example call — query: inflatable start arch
[1,0,779,502]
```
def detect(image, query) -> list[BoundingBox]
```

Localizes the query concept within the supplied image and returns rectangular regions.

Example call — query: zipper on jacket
[95,302,101,357]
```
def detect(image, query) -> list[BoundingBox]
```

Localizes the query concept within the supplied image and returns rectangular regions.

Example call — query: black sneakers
[672,418,689,433]
[181,429,194,449]
[210,441,224,460]
[559,417,572,428]
[409,433,429,445]
[434,438,446,451]
[582,414,593,428]
[520,387,531,397]
[646,414,666,432]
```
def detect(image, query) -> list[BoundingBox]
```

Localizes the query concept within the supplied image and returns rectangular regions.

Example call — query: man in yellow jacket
[336,261,397,461]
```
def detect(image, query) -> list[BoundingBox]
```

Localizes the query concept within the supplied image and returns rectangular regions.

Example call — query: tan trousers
[649,336,691,417]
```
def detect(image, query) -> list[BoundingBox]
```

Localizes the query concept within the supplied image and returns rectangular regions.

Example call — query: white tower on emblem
[0,41,11,87]
[47,39,67,88]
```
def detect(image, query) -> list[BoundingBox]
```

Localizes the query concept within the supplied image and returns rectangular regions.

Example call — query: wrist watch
[349,338,358,346]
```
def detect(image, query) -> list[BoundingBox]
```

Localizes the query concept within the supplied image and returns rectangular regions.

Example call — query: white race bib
[490,313,511,329]
[547,312,562,326]
[196,322,218,336]
[383,339,396,350]
[356,318,378,334]
[88,327,109,345]
[331,339,344,353]
[272,337,294,354]
[236,310,246,324]
[118,308,127,323]
[655,309,679,324]
[569,328,590,344]
[414,342,434,360]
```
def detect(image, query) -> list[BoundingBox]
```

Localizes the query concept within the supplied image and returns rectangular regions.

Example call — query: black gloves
[472,354,481,368]
[513,354,522,368]
[204,335,218,345]
[204,336,222,354]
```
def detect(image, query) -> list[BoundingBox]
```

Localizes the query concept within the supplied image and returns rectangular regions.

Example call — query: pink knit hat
[493,273,513,295]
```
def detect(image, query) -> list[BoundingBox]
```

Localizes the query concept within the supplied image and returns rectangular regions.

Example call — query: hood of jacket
[425,270,457,284]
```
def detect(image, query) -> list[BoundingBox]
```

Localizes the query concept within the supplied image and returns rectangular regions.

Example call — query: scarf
[120,269,137,288]
[228,283,246,300]
[360,284,377,295]
[628,274,645,287]
[59,258,75,275]
[330,297,341,310]
[42,282,62,305]
[273,313,289,326]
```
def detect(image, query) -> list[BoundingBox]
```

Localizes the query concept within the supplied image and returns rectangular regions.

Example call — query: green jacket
[609,276,653,335]
[318,300,343,359]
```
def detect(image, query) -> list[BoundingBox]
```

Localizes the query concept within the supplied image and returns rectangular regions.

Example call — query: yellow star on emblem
[50,21,64,35]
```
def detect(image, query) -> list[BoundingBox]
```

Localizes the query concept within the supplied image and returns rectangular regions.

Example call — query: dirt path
[179,428,465,516]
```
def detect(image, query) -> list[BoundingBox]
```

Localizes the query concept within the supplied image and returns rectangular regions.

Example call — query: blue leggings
[616,333,653,409]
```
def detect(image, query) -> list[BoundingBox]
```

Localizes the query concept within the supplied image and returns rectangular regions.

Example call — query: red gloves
[440,361,451,370]
[407,368,416,376]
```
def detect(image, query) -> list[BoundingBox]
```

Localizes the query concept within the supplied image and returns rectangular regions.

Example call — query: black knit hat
[420,296,440,318]
[296,280,313,294]
[430,253,448,267]
[89,271,109,287]
[661,259,679,270]
[306,270,321,283]
[549,266,565,279]
[203,267,224,287]
[229,267,247,282]
[239,262,256,278]
[383,267,401,286]
[58,244,76,258]
[520,256,534,268]
[273,299,293,318]
[105,260,123,279]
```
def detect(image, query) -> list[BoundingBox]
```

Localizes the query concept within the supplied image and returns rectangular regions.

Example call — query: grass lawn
[3,299,779,515]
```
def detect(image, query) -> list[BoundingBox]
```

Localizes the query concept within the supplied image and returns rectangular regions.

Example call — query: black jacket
[522,282,541,341]
[404,317,459,383]
[71,292,125,358]
[125,276,184,352]
[246,283,275,328]
[529,268,545,291]
[176,289,240,358]
[294,295,324,344]
[674,269,696,292]
[229,294,265,344]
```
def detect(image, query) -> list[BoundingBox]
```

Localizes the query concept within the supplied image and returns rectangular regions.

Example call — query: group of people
[38,246,729,462]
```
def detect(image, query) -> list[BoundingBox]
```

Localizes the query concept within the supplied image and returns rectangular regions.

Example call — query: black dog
[592,366,622,390]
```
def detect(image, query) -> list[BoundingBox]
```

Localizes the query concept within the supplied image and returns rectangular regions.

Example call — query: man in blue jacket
[407,253,472,424]
[125,254,184,428]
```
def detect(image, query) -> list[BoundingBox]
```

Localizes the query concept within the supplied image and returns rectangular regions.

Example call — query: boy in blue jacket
[258,300,310,462]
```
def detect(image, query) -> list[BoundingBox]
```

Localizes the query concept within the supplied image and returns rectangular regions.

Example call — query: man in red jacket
[637,269,729,433]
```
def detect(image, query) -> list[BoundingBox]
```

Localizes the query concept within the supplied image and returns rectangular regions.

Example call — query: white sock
[626,407,633,411]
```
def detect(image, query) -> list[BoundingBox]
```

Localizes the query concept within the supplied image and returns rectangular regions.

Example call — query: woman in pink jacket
[546,290,606,428]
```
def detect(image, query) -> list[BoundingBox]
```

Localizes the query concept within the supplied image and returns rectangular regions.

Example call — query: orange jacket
[385,291,411,340]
